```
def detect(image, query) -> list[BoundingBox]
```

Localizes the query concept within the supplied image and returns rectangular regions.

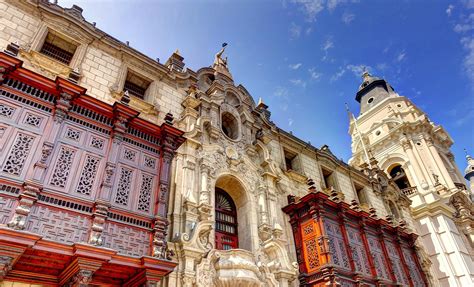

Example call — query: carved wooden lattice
[367,235,391,280]
[26,204,90,244]
[0,197,17,224]
[50,146,76,188]
[301,220,321,272]
[385,240,409,285]
[115,167,133,206]
[137,173,153,212]
[75,155,100,196]
[0,103,15,118]
[402,247,425,286]
[324,219,350,269]
[102,222,151,257]
[24,113,42,127]
[2,133,35,175]
[346,226,371,276]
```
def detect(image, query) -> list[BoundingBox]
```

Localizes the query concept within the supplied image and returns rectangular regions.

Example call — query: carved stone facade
[349,72,474,286]
[0,1,456,286]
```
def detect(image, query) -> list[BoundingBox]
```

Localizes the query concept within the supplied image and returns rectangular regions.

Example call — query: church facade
[0,1,471,286]
[349,73,474,286]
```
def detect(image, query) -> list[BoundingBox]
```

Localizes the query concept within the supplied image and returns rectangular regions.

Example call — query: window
[354,183,368,205]
[39,32,77,65]
[367,97,374,104]
[123,71,151,99]
[284,149,298,171]
[322,168,336,189]
[215,188,238,250]
[389,165,411,190]
[221,112,239,140]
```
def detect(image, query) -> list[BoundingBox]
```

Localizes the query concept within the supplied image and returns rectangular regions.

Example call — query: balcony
[401,186,418,196]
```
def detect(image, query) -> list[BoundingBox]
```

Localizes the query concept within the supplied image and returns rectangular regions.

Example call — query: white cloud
[376,63,388,71]
[446,4,455,16]
[273,86,289,99]
[289,22,302,39]
[346,64,371,77]
[341,12,355,24]
[291,0,325,22]
[290,79,307,88]
[322,39,334,51]
[328,0,347,11]
[289,63,303,70]
[396,51,406,62]
[461,36,474,83]
[288,118,294,126]
[308,67,322,80]
[305,27,313,35]
[330,67,346,82]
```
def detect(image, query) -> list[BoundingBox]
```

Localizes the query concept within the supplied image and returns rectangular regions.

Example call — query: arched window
[389,164,411,190]
[215,188,238,250]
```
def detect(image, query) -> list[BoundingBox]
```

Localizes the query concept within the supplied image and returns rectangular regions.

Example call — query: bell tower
[348,73,474,287]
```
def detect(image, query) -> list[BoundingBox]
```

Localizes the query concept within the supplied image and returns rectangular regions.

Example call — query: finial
[464,148,471,160]
[174,49,181,56]
[258,97,264,105]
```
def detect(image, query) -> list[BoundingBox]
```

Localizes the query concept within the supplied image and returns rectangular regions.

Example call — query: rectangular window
[39,32,77,65]
[322,168,335,189]
[354,183,367,205]
[123,71,151,99]
[284,149,298,171]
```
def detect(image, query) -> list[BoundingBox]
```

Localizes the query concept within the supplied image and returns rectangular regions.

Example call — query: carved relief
[50,146,76,188]
[76,155,100,196]
[2,133,35,176]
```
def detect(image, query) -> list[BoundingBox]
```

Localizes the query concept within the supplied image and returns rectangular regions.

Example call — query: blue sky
[60,0,474,172]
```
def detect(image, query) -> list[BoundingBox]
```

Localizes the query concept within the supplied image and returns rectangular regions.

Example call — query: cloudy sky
[60,0,474,171]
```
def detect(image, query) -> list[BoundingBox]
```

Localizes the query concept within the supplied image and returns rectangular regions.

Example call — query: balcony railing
[401,186,417,196]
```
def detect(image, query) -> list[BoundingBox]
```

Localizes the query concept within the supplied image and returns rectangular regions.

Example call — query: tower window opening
[367,97,374,104]
[215,188,238,250]
[389,165,411,190]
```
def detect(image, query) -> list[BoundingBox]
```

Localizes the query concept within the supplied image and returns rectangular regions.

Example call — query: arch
[388,164,411,190]
[215,188,238,250]
[214,174,255,251]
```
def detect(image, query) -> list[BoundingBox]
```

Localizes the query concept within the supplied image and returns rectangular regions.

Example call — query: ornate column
[424,136,455,189]
[400,138,426,189]
[152,126,185,259]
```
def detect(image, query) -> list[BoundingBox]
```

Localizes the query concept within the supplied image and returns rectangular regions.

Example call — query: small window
[221,112,239,140]
[284,149,298,171]
[375,130,381,136]
[123,71,151,99]
[322,168,335,189]
[39,32,77,65]
[354,183,367,205]
[367,97,374,104]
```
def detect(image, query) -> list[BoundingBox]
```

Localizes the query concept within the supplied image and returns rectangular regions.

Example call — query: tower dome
[355,71,396,114]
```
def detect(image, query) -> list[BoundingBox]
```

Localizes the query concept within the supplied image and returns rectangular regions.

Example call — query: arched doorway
[215,187,238,250]
[388,164,411,190]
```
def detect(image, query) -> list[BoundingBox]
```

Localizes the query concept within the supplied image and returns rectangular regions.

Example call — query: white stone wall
[0,1,40,50]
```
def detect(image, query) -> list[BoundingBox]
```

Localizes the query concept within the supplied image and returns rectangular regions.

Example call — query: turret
[356,72,397,114]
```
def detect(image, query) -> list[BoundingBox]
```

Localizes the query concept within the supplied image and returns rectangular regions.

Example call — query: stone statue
[214,43,228,68]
